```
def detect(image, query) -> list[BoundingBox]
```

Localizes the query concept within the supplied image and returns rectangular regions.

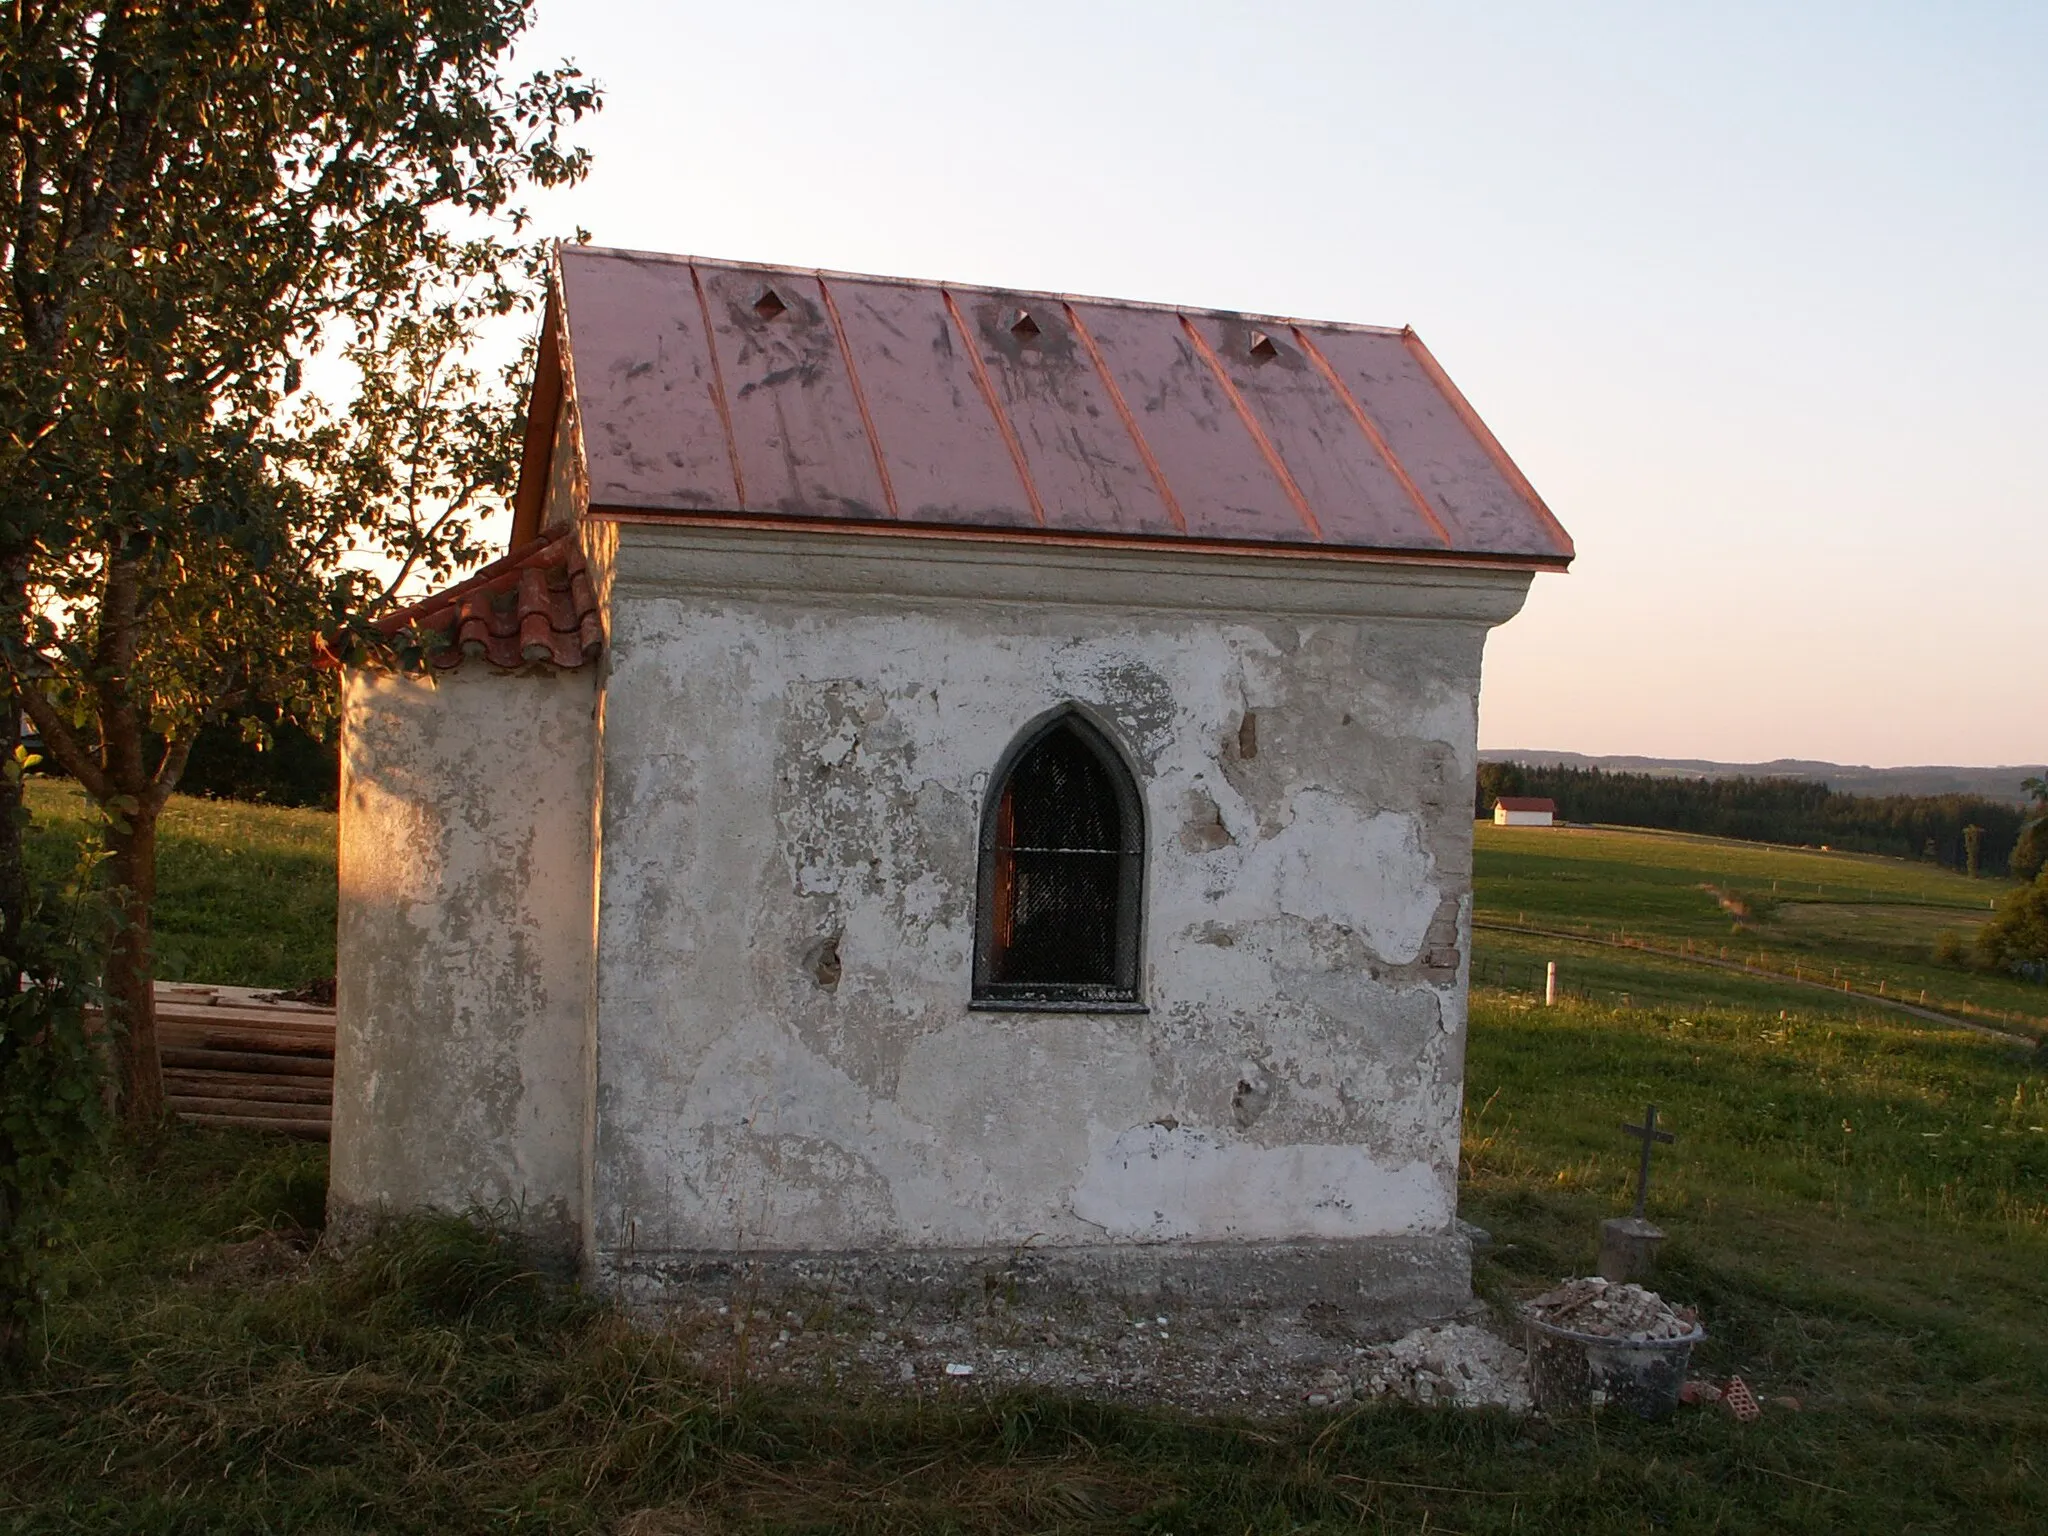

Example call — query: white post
[1545,961,1559,1007]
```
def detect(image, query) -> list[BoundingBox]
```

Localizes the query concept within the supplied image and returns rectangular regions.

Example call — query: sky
[507,0,2044,769]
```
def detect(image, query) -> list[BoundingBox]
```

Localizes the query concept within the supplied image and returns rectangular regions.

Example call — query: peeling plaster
[586,536,1498,1261]
[1072,1125,1449,1241]
[335,523,1525,1306]
[331,666,597,1251]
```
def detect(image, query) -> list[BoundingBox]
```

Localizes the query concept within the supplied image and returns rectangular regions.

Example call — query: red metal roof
[1494,797,1557,813]
[512,246,1573,568]
[374,531,602,671]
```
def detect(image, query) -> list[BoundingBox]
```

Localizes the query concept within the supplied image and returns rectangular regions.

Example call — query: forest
[1477,762,2029,875]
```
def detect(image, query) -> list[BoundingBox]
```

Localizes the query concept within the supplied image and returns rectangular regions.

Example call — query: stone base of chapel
[592,1233,1474,1341]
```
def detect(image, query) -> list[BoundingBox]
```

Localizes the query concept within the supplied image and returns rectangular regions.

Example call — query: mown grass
[5,792,2044,1528]
[22,779,336,989]
[1475,821,2048,1032]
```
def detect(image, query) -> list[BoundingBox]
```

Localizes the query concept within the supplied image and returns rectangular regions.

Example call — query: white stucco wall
[331,663,598,1249]
[587,526,1530,1264]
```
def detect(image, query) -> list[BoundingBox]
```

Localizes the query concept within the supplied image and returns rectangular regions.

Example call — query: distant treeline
[1478,762,2027,875]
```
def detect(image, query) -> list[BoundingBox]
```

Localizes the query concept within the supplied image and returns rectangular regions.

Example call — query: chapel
[329,243,1573,1327]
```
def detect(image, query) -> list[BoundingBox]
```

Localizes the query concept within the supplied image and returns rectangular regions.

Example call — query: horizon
[1483,749,2046,773]
[507,0,2043,768]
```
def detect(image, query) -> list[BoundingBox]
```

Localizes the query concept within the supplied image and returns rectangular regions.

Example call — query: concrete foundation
[604,1232,1472,1334]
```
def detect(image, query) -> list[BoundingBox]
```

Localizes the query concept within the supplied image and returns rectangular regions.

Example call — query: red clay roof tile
[374,531,601,672]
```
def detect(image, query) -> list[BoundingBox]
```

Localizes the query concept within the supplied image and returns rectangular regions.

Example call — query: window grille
[973,712,1144,1010]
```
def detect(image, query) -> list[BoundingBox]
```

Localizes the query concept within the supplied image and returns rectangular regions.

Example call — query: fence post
[1545,961,1558,1007]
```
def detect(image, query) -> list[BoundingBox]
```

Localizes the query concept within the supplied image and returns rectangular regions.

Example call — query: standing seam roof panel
[1178,312,1455,553]
[697,267,894,522]
[558,252,738,512]
[953,291,1186,538]
[1306,327,1569,559]
[1066,298,1309,545]
[824,277,1040,528]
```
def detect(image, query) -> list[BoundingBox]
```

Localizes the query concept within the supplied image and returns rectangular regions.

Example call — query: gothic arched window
[973,712,1145,1010]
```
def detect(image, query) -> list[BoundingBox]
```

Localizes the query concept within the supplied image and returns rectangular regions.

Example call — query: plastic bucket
[1523,1312,1706,1420]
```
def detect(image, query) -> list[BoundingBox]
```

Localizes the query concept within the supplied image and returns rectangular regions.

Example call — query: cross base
[1597,1216,1666,1283]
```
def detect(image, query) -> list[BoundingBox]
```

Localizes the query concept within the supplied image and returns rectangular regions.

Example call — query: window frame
[970,708,1147,1013]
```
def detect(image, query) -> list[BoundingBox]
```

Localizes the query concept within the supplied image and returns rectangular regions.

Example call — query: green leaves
[0,889,106,1360]
[0,2,600,1125]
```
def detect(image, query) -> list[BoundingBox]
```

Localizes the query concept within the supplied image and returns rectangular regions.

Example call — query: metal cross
[1621,1103,1675,1219]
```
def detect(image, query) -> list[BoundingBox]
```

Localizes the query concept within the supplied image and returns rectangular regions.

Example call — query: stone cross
[1621,1104,1675,1219]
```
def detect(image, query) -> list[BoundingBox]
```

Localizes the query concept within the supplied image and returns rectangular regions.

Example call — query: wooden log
[155,1036,331,1056]
[180,1112,329,1140]
[157,1022,336,1046]
[159,1046,334,1078]
[156,1001,334,1023]
[158,1015,331,1040]
[167,1094,331,1122]
[162,1070,334,1100]
[163,1077,332,1107]
[158,1010,332,1029]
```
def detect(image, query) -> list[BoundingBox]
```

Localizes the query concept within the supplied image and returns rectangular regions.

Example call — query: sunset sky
[512,0,2043,769]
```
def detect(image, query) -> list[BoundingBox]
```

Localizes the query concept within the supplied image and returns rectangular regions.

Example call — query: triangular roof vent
[1010,309,1041,339]
[753,288,788,321]
[1249,330,1280,362]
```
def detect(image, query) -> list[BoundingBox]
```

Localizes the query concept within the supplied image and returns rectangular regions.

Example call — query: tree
[2014,819,2048,885]
[1962,823,1983,880]
[1976,869,2048,977]
[2015,776,2048,883]
[0,2,596,1124]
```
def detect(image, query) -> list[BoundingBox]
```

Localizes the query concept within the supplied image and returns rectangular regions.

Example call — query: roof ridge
[559,242,1413,338]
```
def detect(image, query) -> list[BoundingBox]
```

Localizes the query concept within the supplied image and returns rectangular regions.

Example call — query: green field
[1474,820,2046,1036]
[4,791,2044,1530]
[22,779,336,989]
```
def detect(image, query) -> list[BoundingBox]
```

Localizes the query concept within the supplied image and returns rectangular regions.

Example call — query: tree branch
[10,672,111,802]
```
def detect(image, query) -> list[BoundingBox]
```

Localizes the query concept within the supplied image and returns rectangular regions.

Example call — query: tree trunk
[1,676,21,997]
[0,686,19,1362]
[1,552,26,997]
[103,805,163,1127]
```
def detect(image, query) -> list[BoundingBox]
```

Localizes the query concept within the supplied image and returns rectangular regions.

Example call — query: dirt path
[1472,919,2040,1049]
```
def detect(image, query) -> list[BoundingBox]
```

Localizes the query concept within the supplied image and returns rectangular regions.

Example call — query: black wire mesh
[990,727,1133,988]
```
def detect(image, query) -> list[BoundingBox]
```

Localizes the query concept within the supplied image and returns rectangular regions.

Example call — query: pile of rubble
[1523,1276,1699,1341]
[1304,1323,1532,1413]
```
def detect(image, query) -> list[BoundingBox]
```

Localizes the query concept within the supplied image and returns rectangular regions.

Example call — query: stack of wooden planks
[155,983,336,1140]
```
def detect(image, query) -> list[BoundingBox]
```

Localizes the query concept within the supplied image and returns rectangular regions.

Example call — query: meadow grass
[4,988,2041,1532]
[4,792,2044,1529]
[22,779,336,989]
[1475,821,2047,1032]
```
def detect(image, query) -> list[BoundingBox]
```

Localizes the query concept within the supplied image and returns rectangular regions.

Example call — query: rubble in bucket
[1524,1276,1699,1341]
[1522,1276,1705,1419]
[1304,1324,1532,1413]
